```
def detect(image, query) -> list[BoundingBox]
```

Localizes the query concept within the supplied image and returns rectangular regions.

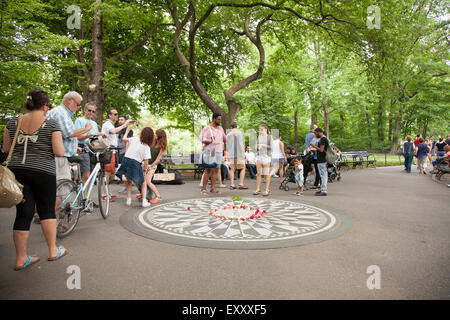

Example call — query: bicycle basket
[90,150,113,164]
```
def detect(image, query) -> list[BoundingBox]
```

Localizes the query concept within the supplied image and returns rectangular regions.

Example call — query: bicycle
[55,139,120,238]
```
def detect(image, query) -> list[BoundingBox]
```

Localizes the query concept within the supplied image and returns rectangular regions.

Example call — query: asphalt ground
[0,166,449,300]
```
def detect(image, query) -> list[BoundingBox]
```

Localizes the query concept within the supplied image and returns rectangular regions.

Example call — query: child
[293,156,304,196]
[144,129,167,204]
[116,123,154,207]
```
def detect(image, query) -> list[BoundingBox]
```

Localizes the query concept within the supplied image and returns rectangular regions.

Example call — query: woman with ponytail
[1,90,68,270]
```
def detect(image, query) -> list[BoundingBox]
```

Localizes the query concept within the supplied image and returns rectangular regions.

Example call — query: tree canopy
[1,0,448,152]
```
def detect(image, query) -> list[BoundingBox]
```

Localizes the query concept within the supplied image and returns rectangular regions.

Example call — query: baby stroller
[279,153,313,191]
[327,161,341,183]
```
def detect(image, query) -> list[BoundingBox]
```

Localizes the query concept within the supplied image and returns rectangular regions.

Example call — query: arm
[151,148,166,168]
[142,159,148,174]
[280,141,287,161]
[2,128,11,153]
[121,126,132,143]
[52,131,66,157]
[109,120,131,135]
[69,123,92,138]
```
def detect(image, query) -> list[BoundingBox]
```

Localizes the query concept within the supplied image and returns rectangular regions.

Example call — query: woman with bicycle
[1,90,68,270]
[116,123,154,207]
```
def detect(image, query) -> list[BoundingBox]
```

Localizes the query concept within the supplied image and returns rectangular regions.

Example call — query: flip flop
[210,189,222,195]
[230,186,236,190]
[14,254,40,271]
[238,185,248,189]
[200,189,208,196]
[48,245,68,261]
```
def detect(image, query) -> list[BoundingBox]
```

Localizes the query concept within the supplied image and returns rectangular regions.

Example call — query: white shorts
[55,157,72,181]
[256,155,271,164]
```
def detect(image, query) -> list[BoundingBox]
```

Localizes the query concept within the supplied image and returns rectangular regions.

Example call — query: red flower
[241,218,245,221]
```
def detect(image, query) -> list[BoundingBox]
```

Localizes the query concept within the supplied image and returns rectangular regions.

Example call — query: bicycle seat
[67,155,82,163]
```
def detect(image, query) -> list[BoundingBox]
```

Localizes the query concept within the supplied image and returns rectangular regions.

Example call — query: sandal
[210,189,222,195]
[201,189,208,196]
[230,186,236,190]
[48,245,68,261]
[14,254,40,271]
[253,189,261,195]
[238,185,248,189]
[262,189,270,196]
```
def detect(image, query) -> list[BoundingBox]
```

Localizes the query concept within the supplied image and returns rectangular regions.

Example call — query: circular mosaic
[120,197,353,249]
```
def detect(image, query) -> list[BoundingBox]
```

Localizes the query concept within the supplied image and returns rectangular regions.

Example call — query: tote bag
[0,116,24,208]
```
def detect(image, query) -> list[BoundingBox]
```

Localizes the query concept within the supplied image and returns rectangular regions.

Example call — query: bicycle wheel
[98,171,111,219]
[56,179,80,238]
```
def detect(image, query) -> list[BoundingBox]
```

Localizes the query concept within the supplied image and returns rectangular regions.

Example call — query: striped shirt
[6,115,61,176]
[47,104,77,157]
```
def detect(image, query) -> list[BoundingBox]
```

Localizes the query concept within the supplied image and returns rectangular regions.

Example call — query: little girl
[144,129,167,204]
[293,157,304,196]
[116,124,154,207]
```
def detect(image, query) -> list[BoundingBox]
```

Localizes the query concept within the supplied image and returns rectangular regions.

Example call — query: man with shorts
[226,122,248,189]
[199,113,226,195]
[74,103,105,196]
[47,91,92,222]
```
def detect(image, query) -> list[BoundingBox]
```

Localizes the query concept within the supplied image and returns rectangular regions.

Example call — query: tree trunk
[90,0,105,124]
[390,114,402,154]
[377,98,384,143]
[339,113,345,138]
[294,108,298,145]
[365,105,373,151]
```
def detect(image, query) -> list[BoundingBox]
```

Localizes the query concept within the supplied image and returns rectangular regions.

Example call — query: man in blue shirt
[75,103,105,188]
[304,124,317,154]
[47,91,91,182]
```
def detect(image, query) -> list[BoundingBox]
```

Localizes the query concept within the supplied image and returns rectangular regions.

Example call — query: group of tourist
[403,134,450,174]
[198,114,331,197]
[0,90,167,270]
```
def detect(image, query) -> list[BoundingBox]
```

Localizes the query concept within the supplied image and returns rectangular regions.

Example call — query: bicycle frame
[58,147,107,211]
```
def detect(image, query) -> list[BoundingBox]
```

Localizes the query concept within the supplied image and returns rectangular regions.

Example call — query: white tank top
[271,138,282,158]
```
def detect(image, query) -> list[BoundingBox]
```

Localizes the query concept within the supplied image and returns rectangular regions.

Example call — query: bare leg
[13,230,39,268]
[255,161,262,192]
[202,170,211,190]
[229,167,235,187]
[211,168,218,191]
[239,167,245,186]
[40,219,66,259]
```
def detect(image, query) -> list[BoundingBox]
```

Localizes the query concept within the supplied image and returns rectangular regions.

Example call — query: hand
[85,122,92,131]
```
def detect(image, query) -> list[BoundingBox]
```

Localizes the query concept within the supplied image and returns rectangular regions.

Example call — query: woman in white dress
[253,124,272,196]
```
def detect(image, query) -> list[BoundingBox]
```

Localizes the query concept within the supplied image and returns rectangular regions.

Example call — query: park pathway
[0,166,448,299]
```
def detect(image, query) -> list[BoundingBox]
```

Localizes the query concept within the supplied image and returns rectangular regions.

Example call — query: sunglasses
[87,109,96,113]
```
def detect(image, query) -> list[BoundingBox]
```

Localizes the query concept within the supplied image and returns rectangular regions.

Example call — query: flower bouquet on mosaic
[207,196,269,221]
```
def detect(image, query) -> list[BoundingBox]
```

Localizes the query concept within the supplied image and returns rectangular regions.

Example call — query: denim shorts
[116,157,143,184]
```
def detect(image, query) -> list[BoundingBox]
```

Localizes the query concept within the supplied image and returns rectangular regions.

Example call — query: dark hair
[295,156,302,162]
[212,112,222,120]
[140,127,154,146]
[314,127,324,133]
[107,108,117,115]
[23,90,50,111]
[259,124,270,134]
[230,121,237,129]
[118,114,127,120]
[419,137,424,143]
[155,129,167,152]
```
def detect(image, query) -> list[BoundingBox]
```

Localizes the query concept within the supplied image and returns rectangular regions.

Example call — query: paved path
[0,167,449,299]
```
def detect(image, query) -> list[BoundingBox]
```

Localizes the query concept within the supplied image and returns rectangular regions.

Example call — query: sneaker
[142,199,151,208]
[150,196,161,204]
[274,174,279,178]
[315,192,327,196]
[299,192,304,196]
[294,191,300,196]
[126,198,131,206]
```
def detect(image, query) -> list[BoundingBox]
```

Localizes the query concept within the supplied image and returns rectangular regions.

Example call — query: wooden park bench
[161,154,204,179]
[339,151,376,169]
